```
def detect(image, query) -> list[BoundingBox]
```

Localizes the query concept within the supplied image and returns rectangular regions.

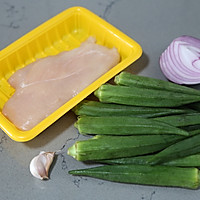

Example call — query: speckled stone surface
[1,0,200,199]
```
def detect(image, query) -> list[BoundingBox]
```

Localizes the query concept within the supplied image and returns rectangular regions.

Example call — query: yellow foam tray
[0,7,142,142]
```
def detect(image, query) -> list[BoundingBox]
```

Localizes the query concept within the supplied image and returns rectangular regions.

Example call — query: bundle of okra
[68,72,200,189]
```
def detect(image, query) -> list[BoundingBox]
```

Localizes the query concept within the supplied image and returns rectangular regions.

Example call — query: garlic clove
[30,151,55,180]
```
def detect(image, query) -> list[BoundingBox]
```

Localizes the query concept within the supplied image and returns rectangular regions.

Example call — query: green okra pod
[94,84,200,108]
[74,116,188,136]
[69,164,200,189]
[114,72,200,96]
[155,113,200,128]
[101,153,200,167]
[149,131,200,165]
[73,100,192,118]
[67,134,185,161]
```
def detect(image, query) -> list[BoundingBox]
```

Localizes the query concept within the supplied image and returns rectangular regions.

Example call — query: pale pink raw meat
[2,37,120,131]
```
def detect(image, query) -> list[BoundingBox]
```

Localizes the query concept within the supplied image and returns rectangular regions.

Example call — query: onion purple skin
[160,35,200,85]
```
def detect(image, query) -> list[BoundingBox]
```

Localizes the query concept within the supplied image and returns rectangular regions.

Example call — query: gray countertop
[1,0,200,199]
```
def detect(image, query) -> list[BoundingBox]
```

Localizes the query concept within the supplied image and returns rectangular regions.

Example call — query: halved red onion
[160,35,200,85]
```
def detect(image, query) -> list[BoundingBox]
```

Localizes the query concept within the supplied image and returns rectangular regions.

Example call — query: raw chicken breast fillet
[2,37,120,131]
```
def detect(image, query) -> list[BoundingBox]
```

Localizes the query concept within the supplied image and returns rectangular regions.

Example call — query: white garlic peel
[30,151,55,180]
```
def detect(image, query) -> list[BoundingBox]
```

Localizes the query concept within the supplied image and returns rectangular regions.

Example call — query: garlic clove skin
[30,151,55,180]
